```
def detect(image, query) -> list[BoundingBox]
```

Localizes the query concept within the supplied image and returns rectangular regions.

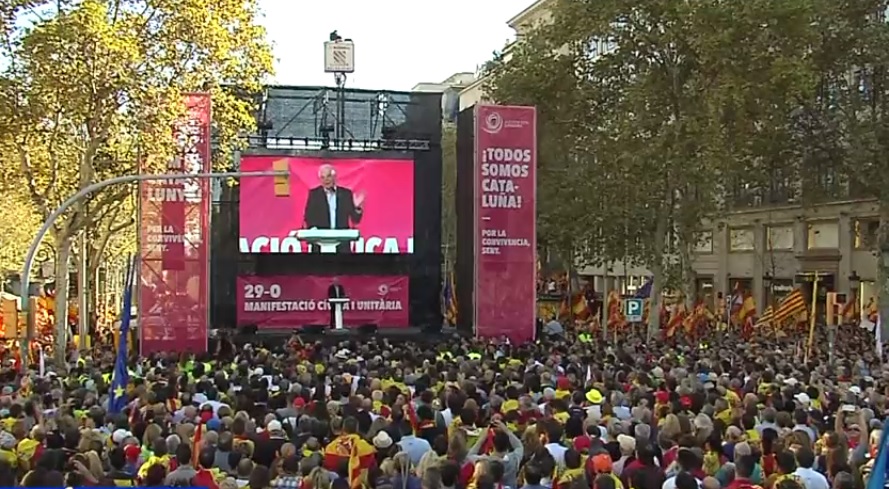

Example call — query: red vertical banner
[474,105,537,343]
[139,93,211,355]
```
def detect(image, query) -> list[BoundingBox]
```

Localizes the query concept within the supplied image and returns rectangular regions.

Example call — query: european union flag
[109,258,135,415]
[868,420,889,489]
[635,279,652,299]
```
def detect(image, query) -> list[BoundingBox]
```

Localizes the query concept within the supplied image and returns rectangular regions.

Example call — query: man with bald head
[303,162,364,253]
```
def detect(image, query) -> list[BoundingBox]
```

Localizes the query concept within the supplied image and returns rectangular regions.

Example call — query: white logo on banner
[377,284,390,296]
[482,111,503,134]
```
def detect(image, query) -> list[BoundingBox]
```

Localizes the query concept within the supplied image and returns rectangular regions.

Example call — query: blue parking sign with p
[625,299,643,322]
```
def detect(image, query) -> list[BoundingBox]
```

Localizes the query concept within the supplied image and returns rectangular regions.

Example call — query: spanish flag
[324,434,375,488]
[736,295,756,326]
[192,422,203,467]
[559,294,590,320]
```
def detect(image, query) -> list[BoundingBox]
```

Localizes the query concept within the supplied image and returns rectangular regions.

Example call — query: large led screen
[239,156,415,254]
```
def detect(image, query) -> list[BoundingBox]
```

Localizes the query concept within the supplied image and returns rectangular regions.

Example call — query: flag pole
[602,289,609,341]
[805,272,819,363]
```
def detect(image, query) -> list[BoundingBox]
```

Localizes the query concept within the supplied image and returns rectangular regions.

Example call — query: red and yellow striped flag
[773,289,806,325]
[324,434,375,488]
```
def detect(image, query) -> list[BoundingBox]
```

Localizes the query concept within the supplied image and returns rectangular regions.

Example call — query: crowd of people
[0,322,883,489]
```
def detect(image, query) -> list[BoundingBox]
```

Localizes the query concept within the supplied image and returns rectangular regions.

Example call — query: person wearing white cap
[613,434,636,476]
[253,419,288,468]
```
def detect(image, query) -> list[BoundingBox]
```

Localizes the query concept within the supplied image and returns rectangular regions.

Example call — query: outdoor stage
[210,86,447,337]
[225,325,466,348]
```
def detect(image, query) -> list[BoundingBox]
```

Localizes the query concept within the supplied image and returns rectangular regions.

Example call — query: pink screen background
[236,275,409,328]
[240,156,414,253]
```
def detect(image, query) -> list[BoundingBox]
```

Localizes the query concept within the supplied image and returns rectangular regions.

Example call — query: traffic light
[273,159,290,196]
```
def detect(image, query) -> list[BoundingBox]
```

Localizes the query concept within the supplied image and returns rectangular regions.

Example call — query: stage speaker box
[421,323,441,335]
[239,324,258,337]
[302,324,326,335]
[358,324,378,335]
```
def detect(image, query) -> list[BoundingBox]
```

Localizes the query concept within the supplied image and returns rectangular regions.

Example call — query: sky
[257,0,529,91]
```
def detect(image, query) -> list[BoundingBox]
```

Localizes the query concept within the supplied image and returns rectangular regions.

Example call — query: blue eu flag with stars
[868,419,889,489]
[109,258,135,415]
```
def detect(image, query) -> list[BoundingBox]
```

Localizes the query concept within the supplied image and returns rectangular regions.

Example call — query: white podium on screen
[297,229,360,253]
[328,297,350,330]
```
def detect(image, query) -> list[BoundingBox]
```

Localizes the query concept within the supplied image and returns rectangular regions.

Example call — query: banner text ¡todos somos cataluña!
[473,105,537,344]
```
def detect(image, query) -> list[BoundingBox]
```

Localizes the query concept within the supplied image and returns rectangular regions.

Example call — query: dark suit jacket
[304,186,362,230]
[303,186,363,253]
[328,284,346,299]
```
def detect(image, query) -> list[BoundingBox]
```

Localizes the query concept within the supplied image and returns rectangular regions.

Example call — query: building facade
[412,72,477,123]
[578,199,881,312]
[458,0,554,111]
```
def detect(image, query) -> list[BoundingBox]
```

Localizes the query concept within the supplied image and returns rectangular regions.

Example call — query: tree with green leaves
[487,0,734,335]
[834,0,889,331]
[0,189,42,281]
[485,0,845,335]
[0,0,273,359]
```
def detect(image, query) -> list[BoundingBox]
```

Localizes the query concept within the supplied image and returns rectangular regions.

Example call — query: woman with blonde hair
[301,467,331,489]
[142,424,162,452]
[417,435,448,479]
[521,425,543,465]
[446,430,475,489]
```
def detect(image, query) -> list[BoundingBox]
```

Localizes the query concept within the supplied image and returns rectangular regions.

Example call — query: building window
[696,277,714,308]
[807,221,839,249]
[729,228,755,252]
[694,231,713,253]
[854,218,880,249]
[766,225,794,251]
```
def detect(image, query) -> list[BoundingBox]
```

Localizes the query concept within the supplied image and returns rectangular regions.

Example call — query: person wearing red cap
[572,435,592,455]
[123,444,142,475]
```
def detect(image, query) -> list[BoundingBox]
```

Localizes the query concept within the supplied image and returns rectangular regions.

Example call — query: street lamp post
[19,170,287,366]
[763,272,774,310]
[850,270,861,302]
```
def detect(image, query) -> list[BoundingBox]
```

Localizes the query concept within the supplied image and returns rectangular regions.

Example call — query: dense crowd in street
[0,322,881,489]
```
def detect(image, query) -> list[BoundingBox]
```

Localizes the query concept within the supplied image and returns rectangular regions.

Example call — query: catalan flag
[684,303,713,336]
[606,291,626,331]
[773,288,807,326]
[666,303,687,338]
[755,305,774,329]
[192,422,203,466]
[842,294,859,324]
[866,298,878,323]
[442,272,457,325]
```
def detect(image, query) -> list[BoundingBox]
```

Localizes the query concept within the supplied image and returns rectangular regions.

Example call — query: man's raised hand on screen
[353,192,365,209]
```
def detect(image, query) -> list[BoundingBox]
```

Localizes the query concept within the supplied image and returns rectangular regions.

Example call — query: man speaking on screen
[327,277,346,328]
[303,163,364,253]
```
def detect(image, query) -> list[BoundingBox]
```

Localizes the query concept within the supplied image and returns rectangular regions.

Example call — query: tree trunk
[647,210,670,339]
[53,235,72,366]
[566,247,575,324]
[680,241,697,309]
